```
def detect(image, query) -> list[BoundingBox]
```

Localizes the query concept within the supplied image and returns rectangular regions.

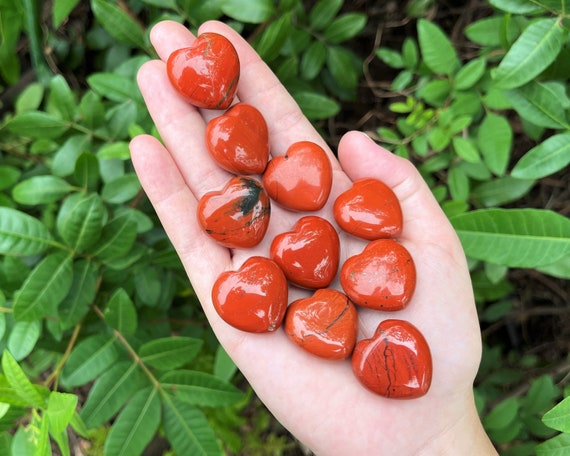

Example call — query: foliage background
[0,0,568,455]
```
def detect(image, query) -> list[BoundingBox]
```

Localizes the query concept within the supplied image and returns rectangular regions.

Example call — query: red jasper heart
[284,289,357,360]
[262,141,332,211]
[333,178,403,240]
[340,239,416,311]
[352,319,432,399]
[205,103,269,175]
[167,32,239,110]
[197,176,270,248]
[270,216,340,289]
[212,256,288,333]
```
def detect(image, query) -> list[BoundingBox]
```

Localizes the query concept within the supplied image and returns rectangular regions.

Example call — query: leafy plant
[374,0,569,453]
[137,0,367,119]
[0,0,369,454]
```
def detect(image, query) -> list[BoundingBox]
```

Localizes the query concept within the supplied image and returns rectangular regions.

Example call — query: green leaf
[2,350,44,408]
[59,260,98,329]
[524,375,559,415]
[471,176,535,207]
[484,396,520,430]
[214,345,237,382]
[536,433,570,456]
[105,288,137,336]
[493,18,567,89]
[96,141,130,161]
[489,0,543,13]
[162,397,221,456]
[160,370,243,407]
[301,41,327,80]
[309,0,343,30]
[0,166,21,191]
[6,111,69,139]
[88,211,138,262]
[74,152,100,191]
[504,81,570,130]
[134,266,161,307]
[12,176,73,205]
[56,193,105,252]
[543,396,570,433]
[13,252,74,321]
[427,126,451,152]
[104,387,160,456]
[7,320,41,361]
[46,392,78,435]
[450,209,570,268]
[454,57,486,90]
[326,46,359,91]
[452,136,481,163]
[52,135,92,177]
[12,427,37,456]
[0,375,29,407]
[61,334,119,388]
[0,313,5,341]
[35,413,51,456]
[465,17,503,46]
[90,0,146,49]
[48,75,76,121]
[220,0,275,23]
[255,13,292,62]
[448,167,470,202]
[15,82,44,113]
[0,207,54,255]
[292,91,340,119]
[477,112,512,176]
[139,337,203,371]
[417,79,451,107]
[87,73,142,103]
[376,48,404,69]
[537,255,570,279]
[101,173,141,204]
[512,134,570,179]
[80,361,147,428]
[323,13,367,44]
[417,19,460,75]
[79,91,105,129]
[53,0,81,28]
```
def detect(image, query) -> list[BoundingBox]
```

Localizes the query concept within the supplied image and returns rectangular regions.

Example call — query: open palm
[130,20,496,455]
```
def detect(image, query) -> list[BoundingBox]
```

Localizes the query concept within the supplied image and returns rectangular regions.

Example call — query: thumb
[337,131,455,245]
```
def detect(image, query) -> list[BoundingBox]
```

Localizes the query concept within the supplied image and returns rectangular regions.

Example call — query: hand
[130,20,497,455]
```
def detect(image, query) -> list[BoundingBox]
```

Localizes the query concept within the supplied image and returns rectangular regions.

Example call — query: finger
[338,131,459,245]
[129,134,231,302]
[198,21,340,166]
[136,58,232,198]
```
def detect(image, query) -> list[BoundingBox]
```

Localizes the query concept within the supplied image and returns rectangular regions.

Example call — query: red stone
[284,289,358,360]
[270,216,339,289]
[352,319,432,399]
[212,257,288,333]
[333,178,403,240]
[340,239,416,311]
[167,32,239,110]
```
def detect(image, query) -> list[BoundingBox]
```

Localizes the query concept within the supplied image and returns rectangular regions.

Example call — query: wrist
[419,391,497,456]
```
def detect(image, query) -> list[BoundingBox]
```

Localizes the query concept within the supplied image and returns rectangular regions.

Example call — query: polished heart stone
[262,141,332,211]
[197,176,270,248]
[352,319,432,399]
[333,178,403,240]
[206,103,269,175]
[340,239,416,311]
[212,256,288,333]
[284,289,358,360]
[167,32,239,110]
[270,216,340,289]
